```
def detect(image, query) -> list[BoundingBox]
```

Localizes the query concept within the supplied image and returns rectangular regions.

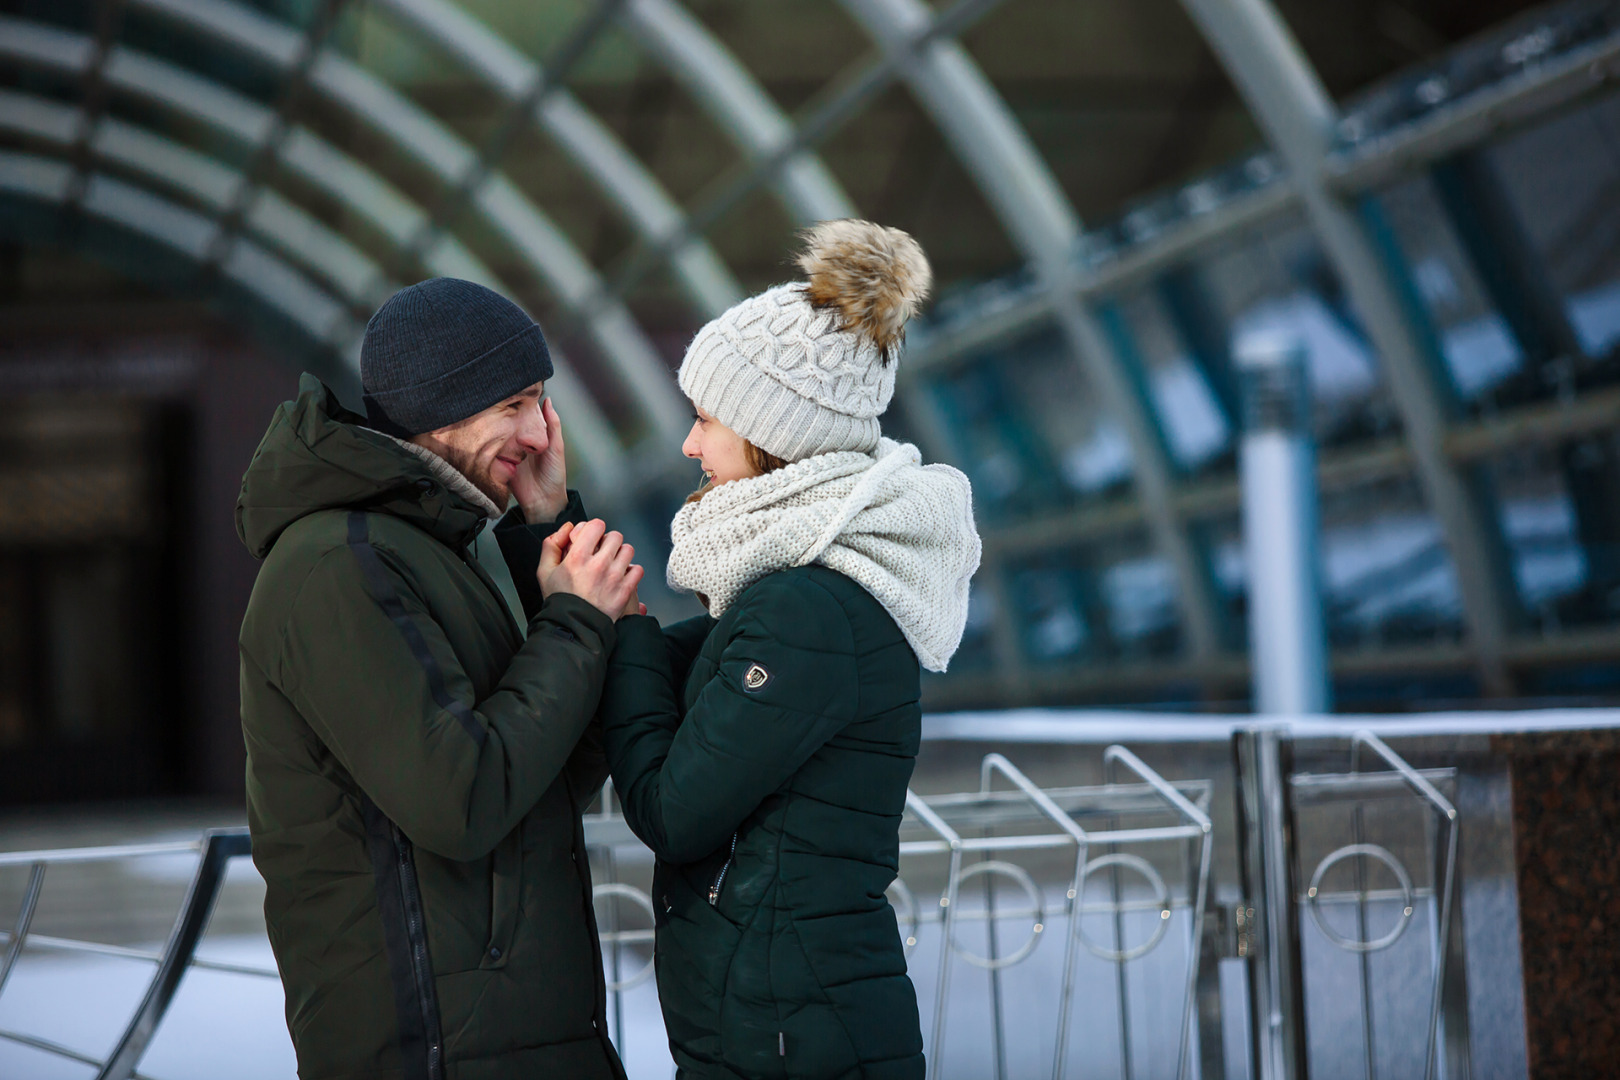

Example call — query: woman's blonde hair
[685,440,788,504]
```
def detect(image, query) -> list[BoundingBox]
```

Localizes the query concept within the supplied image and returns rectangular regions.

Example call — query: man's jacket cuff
[534,591,618,656]
[493,491,586,621]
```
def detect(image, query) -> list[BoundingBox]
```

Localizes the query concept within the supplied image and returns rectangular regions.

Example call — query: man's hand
[512,397,567,523]
[538,520,644,620]
[621,590,647,618]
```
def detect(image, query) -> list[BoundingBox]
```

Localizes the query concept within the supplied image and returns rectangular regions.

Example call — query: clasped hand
[537,519,645,620]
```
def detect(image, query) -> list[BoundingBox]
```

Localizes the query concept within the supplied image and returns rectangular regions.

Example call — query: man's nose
[516,403,549,454]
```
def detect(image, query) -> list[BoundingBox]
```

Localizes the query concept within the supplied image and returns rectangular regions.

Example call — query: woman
[599,220,981,1079]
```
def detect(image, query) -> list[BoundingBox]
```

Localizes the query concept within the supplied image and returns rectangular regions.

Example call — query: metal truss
[1178,0,1521,693]
[840,0,1229,665]
[619,0,855,225]
[130,0,689,454]
[193,0,350,282]
[0,12,630,491]
[596,0,1007,305]
[0,149,348,345]
[6,0,1620,693]
[906,21,1620,374]
[982,383,1620,560]
[0,88,375,331]
[371,0,743,320]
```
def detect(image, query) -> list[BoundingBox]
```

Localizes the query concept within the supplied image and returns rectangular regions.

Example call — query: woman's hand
[538,519,644,620]
[512,397,567,523]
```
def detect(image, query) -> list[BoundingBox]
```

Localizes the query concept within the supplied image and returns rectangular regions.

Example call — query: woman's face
[682,405,756,486]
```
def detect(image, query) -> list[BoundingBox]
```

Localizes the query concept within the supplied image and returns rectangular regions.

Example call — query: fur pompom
[797,220,931,362]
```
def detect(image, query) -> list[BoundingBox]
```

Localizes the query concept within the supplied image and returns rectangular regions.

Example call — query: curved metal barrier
[0,715,1547,1079]
[0,830,263,1080]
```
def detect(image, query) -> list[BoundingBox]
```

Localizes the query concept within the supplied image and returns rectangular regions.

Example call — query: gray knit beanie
[361,278,553,436]
[678,220,932,462]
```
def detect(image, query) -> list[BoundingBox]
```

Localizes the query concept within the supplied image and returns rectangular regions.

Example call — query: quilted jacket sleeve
[601,574,859,864]
[272,524,615,862]
[491,490,587,623]
[661,614,717,703]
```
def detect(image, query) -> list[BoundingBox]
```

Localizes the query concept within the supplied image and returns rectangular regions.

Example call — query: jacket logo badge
[742,663,772,693]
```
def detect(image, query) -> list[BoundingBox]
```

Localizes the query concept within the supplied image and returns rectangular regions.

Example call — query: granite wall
[1500,733,1620,1077]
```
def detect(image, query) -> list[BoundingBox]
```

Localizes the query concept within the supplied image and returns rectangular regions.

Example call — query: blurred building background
[4,0,1620,805]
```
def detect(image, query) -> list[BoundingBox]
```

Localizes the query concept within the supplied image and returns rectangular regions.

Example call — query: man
[237,277,641,1080]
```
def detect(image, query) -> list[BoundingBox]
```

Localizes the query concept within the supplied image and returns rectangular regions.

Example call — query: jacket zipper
[708,832,739,906]
[393,824,444,1080]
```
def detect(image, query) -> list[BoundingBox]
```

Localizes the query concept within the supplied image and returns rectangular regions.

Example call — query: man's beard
[439,444,511,509]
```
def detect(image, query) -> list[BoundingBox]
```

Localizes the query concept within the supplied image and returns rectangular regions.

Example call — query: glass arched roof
[4,0,1620,709]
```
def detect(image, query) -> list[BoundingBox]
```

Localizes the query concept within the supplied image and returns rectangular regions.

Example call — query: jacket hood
[236,373,491,559]
[665,439,982,671]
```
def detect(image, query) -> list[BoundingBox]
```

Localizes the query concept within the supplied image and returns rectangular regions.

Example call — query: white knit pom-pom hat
[677,220,932,462]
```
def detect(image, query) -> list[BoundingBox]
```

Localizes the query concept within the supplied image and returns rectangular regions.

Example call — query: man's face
[412,381,547,507]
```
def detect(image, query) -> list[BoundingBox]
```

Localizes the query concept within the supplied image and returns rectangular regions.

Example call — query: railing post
[95,829,253,1080]
[1234,726,1309,1079]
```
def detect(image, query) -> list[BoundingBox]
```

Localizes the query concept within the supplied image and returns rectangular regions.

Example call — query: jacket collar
[236,374,494,558]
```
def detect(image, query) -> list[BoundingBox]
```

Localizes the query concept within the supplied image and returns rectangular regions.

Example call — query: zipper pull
[778,1032,786,1057]
[708,883,720,905]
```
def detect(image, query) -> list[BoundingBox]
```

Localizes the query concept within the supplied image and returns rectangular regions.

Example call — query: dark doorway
[0,393,193,804]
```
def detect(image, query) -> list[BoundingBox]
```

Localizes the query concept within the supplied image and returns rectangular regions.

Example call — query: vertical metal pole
[1346,742,1376,1080]
[604,848,624,1053]
[930,843,964,1080]
[1109,817,1134,1080]
[1237,332,1331,715]
[985,852,1008,1080]
[0,864,45,998]
[1103,751,1134,1080]
[1234,727,1309,1080]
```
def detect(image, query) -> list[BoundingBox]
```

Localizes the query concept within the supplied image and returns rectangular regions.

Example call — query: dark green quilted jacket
[600,565,925,1080]
[237,376,624,1080]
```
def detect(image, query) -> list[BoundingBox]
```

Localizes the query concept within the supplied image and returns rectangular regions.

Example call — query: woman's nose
[682,423,702,459]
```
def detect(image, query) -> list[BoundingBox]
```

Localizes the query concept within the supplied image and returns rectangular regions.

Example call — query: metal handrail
[0,828,255,1080]
[0,929,281,978]
[0,840,203,868]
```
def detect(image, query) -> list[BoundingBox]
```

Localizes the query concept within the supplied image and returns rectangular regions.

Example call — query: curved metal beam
[0,148,348,343]
[618,0,855,225]
[0,14,628,490]
[0,88,386,315]
[1178,0,1519,693]
[586,0,1007,311]
[840,0,1228,663]
[129,0,689,451]
[370,0,743,319]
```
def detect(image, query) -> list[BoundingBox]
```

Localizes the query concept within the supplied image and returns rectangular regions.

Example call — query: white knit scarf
[666,439,982,672]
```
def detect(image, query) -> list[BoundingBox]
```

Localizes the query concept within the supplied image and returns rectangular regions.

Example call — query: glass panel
[1317,476,1466,650]
[1193,219,1401,449]
[1090,532,1182,660]
[1110,287,1233,474]
[933,322,1082,522]
[1370,175,1526,404]
[1483,89,1620,382]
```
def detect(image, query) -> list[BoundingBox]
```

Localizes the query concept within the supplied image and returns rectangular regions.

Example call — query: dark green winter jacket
[237,375,625,1080]
[600,565,925,1080]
